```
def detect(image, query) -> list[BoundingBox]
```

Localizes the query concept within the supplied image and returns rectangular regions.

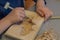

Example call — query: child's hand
[5,7,25,24]
[36,6,53,21]
[36,0,53,21]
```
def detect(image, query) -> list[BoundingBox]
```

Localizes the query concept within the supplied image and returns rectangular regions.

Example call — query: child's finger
[37,9,45,17]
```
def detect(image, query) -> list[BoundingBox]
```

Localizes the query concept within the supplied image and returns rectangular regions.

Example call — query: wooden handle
[51,16,60,19]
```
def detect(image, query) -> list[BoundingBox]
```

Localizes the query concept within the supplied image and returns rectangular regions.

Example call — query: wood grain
[4,10,44,40]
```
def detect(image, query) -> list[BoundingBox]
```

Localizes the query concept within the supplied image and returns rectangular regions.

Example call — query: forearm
[0,7,25,35]
[0,18,12,35]
[37,0,45,7]
[36,0,53,20]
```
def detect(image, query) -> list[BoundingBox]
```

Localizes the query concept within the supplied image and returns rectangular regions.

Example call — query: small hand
[36,6,53,21]
[36,0,53,21]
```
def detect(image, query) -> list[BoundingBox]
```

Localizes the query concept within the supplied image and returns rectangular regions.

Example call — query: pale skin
[0,7,25,35]
[36,0,53,20]
[0,0,53,35]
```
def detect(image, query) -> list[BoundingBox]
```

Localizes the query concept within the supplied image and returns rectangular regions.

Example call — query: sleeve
[33,0,37,2]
